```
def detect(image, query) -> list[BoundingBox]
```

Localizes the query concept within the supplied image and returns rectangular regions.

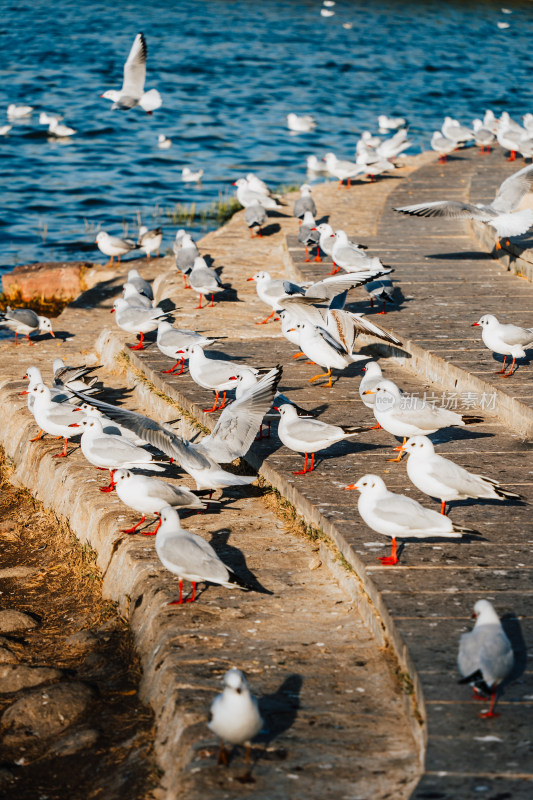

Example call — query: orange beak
[393,445,404,452]
[68,423,80,428]
[49,331,55,338]
[362,389,375,395]
[19,390,29,396]
[344,484,358,490]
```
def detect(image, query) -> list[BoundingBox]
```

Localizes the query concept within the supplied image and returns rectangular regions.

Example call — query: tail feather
[341,424,377,435]
[452,522,481,536]
[227,572,255,592]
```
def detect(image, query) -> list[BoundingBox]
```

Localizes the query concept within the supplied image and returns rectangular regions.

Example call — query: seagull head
[472,314,498,328]
[344,474,386,494]
[400,435,435,457]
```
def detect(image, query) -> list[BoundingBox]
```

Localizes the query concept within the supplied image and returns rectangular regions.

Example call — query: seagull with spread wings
[100,33,162,113]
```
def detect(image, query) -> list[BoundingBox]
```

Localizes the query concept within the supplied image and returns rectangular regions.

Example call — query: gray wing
[5,308,39,327]
[458,627,514,686]
[316,325,350,356]
[394,200,496,221]
[372,494,450,531]
[492,163,533,212]
[278,296,326,326]
[121,33,147,98]
[143,482,205,508]
[281,280,306,296]
[118,305,165,325]
[190,265,223,289]
[500,322,533,345]
[159,532,232,584]
[287,417,340,444]
[197,366,282,462]
[88,434,153,463]
[67,390,213,471]
[305,272,383,300]
[244,204,267,226]
[329,310,402,346]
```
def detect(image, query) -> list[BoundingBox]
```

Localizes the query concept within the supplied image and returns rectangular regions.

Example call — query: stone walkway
[0,146,532,799]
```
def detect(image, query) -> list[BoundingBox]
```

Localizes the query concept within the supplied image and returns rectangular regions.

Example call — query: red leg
[369,423,382,430]
[338,179,343,188]
[256,309,276,325]
[142,517,162,536]
[209,294,215,307]
[304,245,310,262]
[494,355,507,374]
[502,357,516,377]
[507,150,516,161]
[100,469,116,493]
[347,177,351,188]
[293,452,308,475]
[369,296,374,308]
[216,391,227,410]
[204,391,220,413]
[197,295,203,309]
[314,247,322,262]
[479,692,499,718]
[29,429,44,442]
[307,452,315,472]
[26,333,35,346]
[292,351,306,359]
[183,275,190,289]
[440,500,447,516]
[128,332,145,351]
[14,332,18,345]
[387,437,406,462]
[378,299,387,314]
[168,579,184,605]
[120,516,146,534]
[162,358,184,374]
[52,437,69,458]
[378,537,398,565]
[185,582,196,603]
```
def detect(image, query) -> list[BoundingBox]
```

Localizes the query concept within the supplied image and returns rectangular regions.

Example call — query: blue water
[1,0,532,270]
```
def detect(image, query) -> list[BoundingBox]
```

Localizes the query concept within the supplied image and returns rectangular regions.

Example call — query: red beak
[110,308,115,313]
[472,322,480,327]
[344,484,358,490]
[19,390,29,396]
[247,277,255,281]
[68,423,80,428]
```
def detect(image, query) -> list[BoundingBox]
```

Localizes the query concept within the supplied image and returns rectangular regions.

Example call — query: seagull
[378,114,406,134]
[174,232,199,286]
[123,282,153,309]
[345,474,478,565]
[157,134,172,149]
[126,268,153,300]
[287,113,316,132]
[364,379,483,460]
[0,307,54,344]
[155,507,255,604]
[244,202,268,238]
[430,130,456,163]
[137,226,162,258]
[298,211,320,262]
[246,174,276,197]
[0,124,12,135]
[95,231,139,267]
[186,344,258,412]
[247,271,305,325]
[320,8,335,17]
[188,256,225,309]
[331,230,388,274]
[22,383,81,457]
[22,366,70,413]
[473,314,533,377]
[458,600,514,718]
[113,469,212,534]
[400,435,520,514]
[315,223,336,270]
[323,153,364,187]
[358,361,383,408]
[284,320,368,387]
[375,129,411,160]
[156,321,218,374]
[441,116,474,145]
[111,297,168,350]
[365,278,396,314]
[76,416,165,492]
[52,358,102,396]
[472,119,496,153]
[306,155,327,176]
[7,104,33,119]
[182,166,204,183]
[394,162,533,246]
[233,179,282,209]
[100,33,162,113]
[47,118,76,138]
[209,668,263,779]
[497,122,523,161]
[293,184,317,220]
[67,390,260,493]
[276,403,370,474]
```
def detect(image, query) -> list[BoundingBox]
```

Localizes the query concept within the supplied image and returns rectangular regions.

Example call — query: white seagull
[430,130,456,163]
[111,297,168,350]
[0,307,54,345]
[95,231,138,267]
[155,507,254,604]
[137,226,162,258]
[401,435,520,514]
[156,321,217,374]
[188,256,225,309]
[287,113,316,132]
[209,668,263,778]
[473,313,533,377]
[394,162,533,246]
[100,33,162,113]
[345,474,478,565]
[22,383,81,457]
[458,600,514,718]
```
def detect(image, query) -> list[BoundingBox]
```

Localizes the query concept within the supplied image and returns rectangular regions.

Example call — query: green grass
[165,192,242,227]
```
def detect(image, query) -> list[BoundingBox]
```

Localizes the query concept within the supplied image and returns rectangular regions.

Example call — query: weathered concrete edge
[95,330,427,763]
[0,377,205,800]
[467,219,533,283]
[282,241,533,439]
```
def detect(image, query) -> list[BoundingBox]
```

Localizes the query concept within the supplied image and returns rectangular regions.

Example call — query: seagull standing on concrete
[188,257,225,309]
[244,202,267,238]
[209,668,263,778]
[96,231,139,267]
[0,308,54,344]
[100,33,162,113]
[138,226,162,258]
[293,184,317,219]
[400,435,520,514]
[345,474,478,565]
[155,507,254,604]
[458,600,514,718]
[111,297,167,350]
[473,314,533,377]
[22,383,81,457]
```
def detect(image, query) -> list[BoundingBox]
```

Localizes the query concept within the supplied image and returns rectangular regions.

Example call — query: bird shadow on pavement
[431,428,495,445]
[257,222,280,237]
[208,527,273,595]
[69,277,123,309]
[501,613,528,690]
[425,251,491,260]
[256,673,303,748]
